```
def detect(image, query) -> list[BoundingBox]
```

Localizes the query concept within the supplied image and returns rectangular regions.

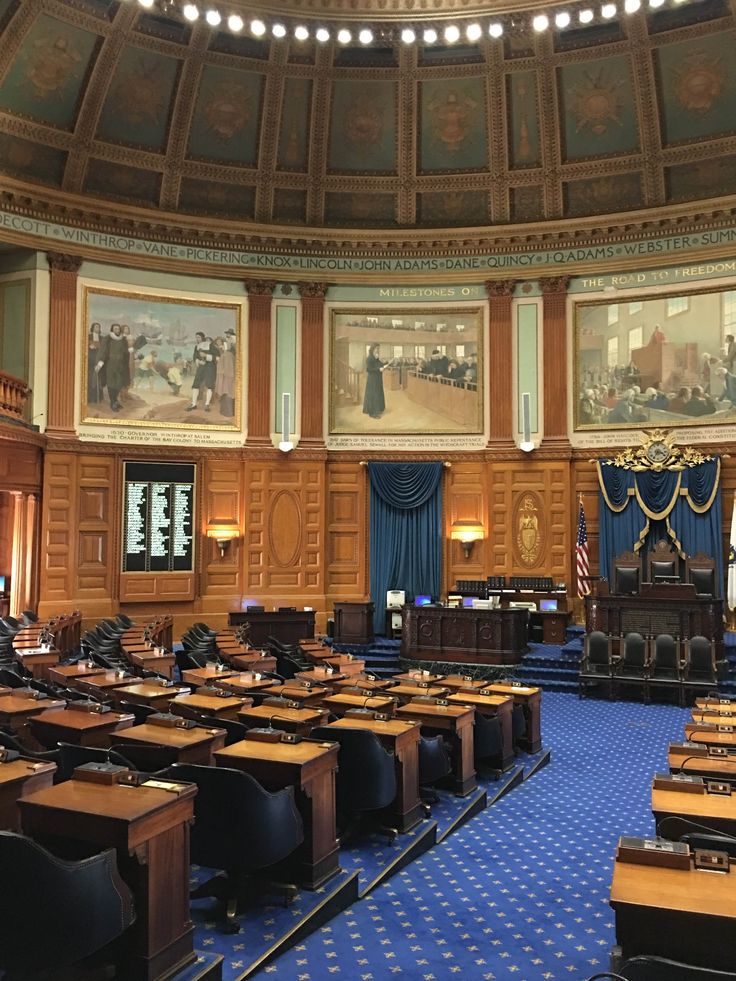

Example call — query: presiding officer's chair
[0,831,135,980]
[158,763,304,932]
[311,725,398,842]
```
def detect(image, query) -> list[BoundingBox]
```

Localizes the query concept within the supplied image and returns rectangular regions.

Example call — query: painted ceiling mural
[0,0,734,228]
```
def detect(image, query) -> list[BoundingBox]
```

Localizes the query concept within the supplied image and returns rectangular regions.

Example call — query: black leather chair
[118,700,159,725]
[158,763,304,931]
[679,831,736,859]
[0,667,28,688]
[0,831,136,980]
[473,712,504,777]
[614,632,649,702]
[56,743,134,783]
[579,631,614,699]
[589,956,736,980]
[199,714,249,745]
[0,730,61,765]
[648,634,683,705]
[311,725,398,842]
[511,703,526,749]
[418,734,452,812]
[109,742,179,773]
[682,636,728,703]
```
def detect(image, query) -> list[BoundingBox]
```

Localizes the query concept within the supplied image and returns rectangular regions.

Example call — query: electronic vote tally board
[122,461,195,573]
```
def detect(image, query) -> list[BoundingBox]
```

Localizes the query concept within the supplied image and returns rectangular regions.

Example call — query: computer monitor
[246,605,265,612]
[0,575,6,594]
[462,596,476,608]
[539,598,558,612]
[414,595,432,607]
[386,589,406,609]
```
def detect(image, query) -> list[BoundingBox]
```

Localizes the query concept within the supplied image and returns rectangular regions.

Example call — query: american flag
[576,501,591,598]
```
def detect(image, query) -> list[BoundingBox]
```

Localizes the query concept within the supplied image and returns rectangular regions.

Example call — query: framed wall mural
[574,285,736,430]
[82,287,241,430]
[329,307,483,435]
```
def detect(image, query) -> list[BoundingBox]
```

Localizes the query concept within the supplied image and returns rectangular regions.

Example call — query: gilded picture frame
[329,306,484,435]
[574,285,736,430]
[81,287,241,431]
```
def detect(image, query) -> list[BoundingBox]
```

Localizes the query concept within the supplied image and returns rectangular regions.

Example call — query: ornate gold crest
[601,430,716,472]
[515,493,542,567]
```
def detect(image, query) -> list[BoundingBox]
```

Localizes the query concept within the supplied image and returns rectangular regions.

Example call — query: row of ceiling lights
[136,0,687,39]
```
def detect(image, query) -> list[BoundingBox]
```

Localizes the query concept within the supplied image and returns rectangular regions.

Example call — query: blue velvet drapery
[368,462,443,634]
[597,458,722,595]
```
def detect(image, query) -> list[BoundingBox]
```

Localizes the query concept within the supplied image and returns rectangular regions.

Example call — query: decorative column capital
[46,252,82,274]
[539,276,570,295]
[297,282,329,300]
[245,279,277,296]
[484,279,516,298]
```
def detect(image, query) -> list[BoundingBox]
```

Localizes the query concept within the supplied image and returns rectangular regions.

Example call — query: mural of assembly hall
[0,0,735,229]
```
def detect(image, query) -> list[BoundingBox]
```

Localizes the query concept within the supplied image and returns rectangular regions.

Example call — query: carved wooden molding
[485,280,516,298]
[245,279,278,296]
[46,252,82,273]
[297,282,329,299]
[539,276,571,295]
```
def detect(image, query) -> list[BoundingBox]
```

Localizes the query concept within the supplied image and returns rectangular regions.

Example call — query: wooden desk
[13,646,60,681]
[0,757,56,830]
[393,671,446,684]
[48,662,107,688]
[75,671,138,697]
[323,656,366,677]
[180,665,235,686]
[485,683,542,753]
[532,610,570,645]
[328,716,423,832]
[227,609,316,646]
[668,746,736,782]
[447,692,515,771]
[215,738,339,888]
[610,852,736,970]
[684,723,736,748]
[112,682,191,711]
[218,672,280,697]
[20,776,197,980]
[652,782,736,838]
[262,684,331,706]
[170,692,249,722]
[693,710,736,726]
[440,675,488,692]
[332,601,374,645]
[396,701,476,796]
[321,693,396,718]
[695,698,736,715]
[296,667,347,684]
[124,649,175,680]
[401,605,528,665]
[237,704,329,735]
[30,706,135,748]
[389,683,450,704]
[112,722,227,765]
[333,675,396,692]
[0,694,66,735]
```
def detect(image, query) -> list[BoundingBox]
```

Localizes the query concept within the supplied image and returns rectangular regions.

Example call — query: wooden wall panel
[0,492,13,580]
[444,463,487,593]
[326,463,367,599]
[75,455,115,601]
[0,438,42,493]
[200,459,244,613]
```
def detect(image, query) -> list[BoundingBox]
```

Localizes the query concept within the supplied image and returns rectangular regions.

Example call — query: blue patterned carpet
[238,692,690,981]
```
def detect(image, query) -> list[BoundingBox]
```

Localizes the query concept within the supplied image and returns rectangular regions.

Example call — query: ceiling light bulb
[532,13,549,30]
[138,0,154,7]
[205,8,221,26]
[316,27,330,42]
[601,3,616,16]
[578,8,594,21]
[423,27,438,43]
[488,22,504,37]
[182,3,199,20]
[401,28,416,43]
[337,28,352,43]
[466,22,482,40]
[555,10,571,26]
[228,14,243,31]
[444,25,460,42]
[249,18,265,35]
[359,28,373,44]
[624,0,640,9]
[648,0,665,6]
[272,22,286,36]
[294,24,309,40]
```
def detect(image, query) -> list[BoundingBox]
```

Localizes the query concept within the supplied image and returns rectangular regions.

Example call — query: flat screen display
[462,596,475,608]
[415,595,432,606]
[539,599,558,612]
[123,461,195,573]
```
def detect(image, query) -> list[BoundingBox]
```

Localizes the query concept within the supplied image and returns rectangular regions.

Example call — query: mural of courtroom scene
[329,308,483,435]
[82,288,241,431]
[575,287,736,430]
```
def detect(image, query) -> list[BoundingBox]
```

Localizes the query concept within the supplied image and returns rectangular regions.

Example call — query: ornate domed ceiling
[0,0,734,231]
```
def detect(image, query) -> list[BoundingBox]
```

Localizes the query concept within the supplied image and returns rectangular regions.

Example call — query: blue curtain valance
[368,462,444,509]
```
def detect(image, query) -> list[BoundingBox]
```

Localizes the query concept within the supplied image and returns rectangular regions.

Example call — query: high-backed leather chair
[418,734,452,810]
[311,725,398,841]
[613,550,641,595]
[614,632,649,702]
[687,553,717,597]
[0,831,135,979]
[158,763,303,932]
[682,635,726,702]
[647,539,680,583]
[579,631,614,699]
[473,712,504,776]
[648,634,683,705]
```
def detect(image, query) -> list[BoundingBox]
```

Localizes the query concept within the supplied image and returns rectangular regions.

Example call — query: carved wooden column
[9,491,36,616]
[46,253,82,439]
[485,279,516,447]
[246,279,277,445]
[540,276,570,446]
[297,282,328,445]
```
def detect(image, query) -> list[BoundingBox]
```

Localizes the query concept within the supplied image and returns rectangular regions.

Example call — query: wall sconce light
[451,520,484,560]
[207,526,239,558]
